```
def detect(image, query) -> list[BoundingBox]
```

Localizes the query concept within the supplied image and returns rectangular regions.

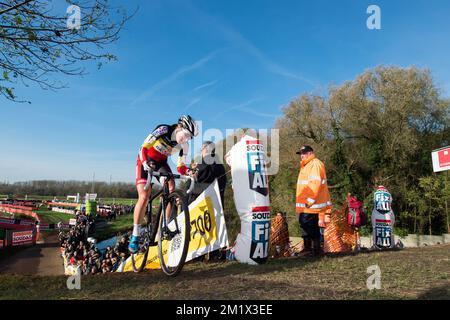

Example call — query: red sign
[12,230,34,246]
[438,149,450,168]
[432,147,450,172]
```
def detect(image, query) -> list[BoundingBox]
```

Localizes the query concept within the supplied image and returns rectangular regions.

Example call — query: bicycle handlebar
[143,169,195,195]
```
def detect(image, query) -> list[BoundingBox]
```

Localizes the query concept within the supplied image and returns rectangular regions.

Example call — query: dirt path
[0,233,63,276]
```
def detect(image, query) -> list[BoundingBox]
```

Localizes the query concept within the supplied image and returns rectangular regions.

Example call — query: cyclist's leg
[157,162,175,222]
[134,158,152,224]
[133,184,152,225]
[130,159,152,253]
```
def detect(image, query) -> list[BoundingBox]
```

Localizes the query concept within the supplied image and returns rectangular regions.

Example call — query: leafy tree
[272,66,450,235]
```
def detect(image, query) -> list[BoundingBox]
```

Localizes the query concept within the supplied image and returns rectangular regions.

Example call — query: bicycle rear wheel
[158,190,190,276]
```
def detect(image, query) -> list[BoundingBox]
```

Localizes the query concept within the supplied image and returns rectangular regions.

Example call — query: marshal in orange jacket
[296,154,332,216]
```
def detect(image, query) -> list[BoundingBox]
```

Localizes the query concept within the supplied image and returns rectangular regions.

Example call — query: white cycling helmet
[178,115,199,137]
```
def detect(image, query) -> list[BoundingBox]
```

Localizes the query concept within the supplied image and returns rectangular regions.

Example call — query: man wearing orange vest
[295,146,332,256]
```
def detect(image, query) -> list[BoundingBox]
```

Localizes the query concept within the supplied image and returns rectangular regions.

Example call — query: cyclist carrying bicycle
[129,115,199,253]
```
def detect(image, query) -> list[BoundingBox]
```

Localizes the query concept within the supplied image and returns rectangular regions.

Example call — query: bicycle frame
[142,170,194,247]
[131,168,194,274]
[142,175,167,247]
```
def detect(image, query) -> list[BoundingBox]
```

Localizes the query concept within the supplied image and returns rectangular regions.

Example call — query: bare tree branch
[0,0,136,103]
[0,0,33,16]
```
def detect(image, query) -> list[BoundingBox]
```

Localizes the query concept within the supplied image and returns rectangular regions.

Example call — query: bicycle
[131,168,194,276]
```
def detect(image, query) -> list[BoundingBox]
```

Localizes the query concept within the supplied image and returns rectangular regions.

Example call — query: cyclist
[129,115,199,253]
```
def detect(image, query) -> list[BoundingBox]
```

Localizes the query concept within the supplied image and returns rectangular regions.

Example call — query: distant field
[1,194,137,204]
[0,207,73,224]
[94,199,159,241]
[97,198,137,205]
[94,214,134,241]
[35,208,73,224]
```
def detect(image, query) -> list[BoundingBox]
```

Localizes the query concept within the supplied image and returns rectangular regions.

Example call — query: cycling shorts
[135,157,172,186]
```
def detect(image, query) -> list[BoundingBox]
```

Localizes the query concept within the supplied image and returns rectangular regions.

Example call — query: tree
[273,66,450,235]
[0,0,134,102]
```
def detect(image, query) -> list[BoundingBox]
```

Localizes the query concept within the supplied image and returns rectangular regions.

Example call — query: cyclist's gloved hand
[142,161,152,172]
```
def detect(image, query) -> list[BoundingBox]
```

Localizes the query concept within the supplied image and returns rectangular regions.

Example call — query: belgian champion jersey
[138,124,188,163]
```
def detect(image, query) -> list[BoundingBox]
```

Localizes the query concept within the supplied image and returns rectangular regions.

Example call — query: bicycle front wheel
[131,224,151,273]
[157,190,191,276]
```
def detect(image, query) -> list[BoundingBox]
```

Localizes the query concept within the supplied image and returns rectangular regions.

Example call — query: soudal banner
[432,146,450,172]
[246,140,269,196]
[12,230,34,246]
[225,135,271,265]
[250,206,270,264]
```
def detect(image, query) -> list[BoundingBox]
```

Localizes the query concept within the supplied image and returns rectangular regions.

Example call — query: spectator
[186,141,227,206]
[295,146,332,256]
[58,210,131,275]
[115,235,130,259]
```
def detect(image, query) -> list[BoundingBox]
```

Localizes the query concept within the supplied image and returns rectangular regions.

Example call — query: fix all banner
[373,190,392,213]
[250,206,270,264]
[225,135,271,265]
[372,209,395,249]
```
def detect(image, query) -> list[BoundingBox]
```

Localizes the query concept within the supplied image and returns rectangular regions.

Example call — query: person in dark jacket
[188,141,228,262]
[188,141,227,206]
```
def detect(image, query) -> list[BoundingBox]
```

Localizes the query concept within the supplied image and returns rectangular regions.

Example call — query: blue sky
[1,0,450,183]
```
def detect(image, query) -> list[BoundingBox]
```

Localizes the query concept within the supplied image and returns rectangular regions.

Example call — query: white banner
[225,135,271,265]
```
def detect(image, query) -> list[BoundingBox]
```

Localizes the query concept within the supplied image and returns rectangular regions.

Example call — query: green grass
[93,198,159,241]
[0,208,73,224]
[0,194,137,205]
[0,244,449,299]
[97,198,137,205]
[35,208,73,224]
[0,202,73,224]
[94,214,134,241]
[0,211,35,221]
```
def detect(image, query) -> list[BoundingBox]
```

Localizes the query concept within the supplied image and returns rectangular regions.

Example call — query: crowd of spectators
[59,212,131,275]
[97,204,135,221]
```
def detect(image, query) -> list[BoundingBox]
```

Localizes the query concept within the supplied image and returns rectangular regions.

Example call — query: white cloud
[193,80,219,91]
[184,1,318,87]
[212,97,262,120]
[131,49,222,106]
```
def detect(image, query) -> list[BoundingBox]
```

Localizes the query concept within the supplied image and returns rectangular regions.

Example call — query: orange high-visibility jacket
[296,154,332,215]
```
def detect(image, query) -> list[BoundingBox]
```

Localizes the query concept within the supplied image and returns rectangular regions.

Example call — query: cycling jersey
[136,124,189,185]
[139,124,178,161]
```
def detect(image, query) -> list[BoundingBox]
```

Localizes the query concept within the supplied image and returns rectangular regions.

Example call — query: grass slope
[94,214,134,241]
[0,244,448,300]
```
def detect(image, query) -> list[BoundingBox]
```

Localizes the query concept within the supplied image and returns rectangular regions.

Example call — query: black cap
[296,145,314,155]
